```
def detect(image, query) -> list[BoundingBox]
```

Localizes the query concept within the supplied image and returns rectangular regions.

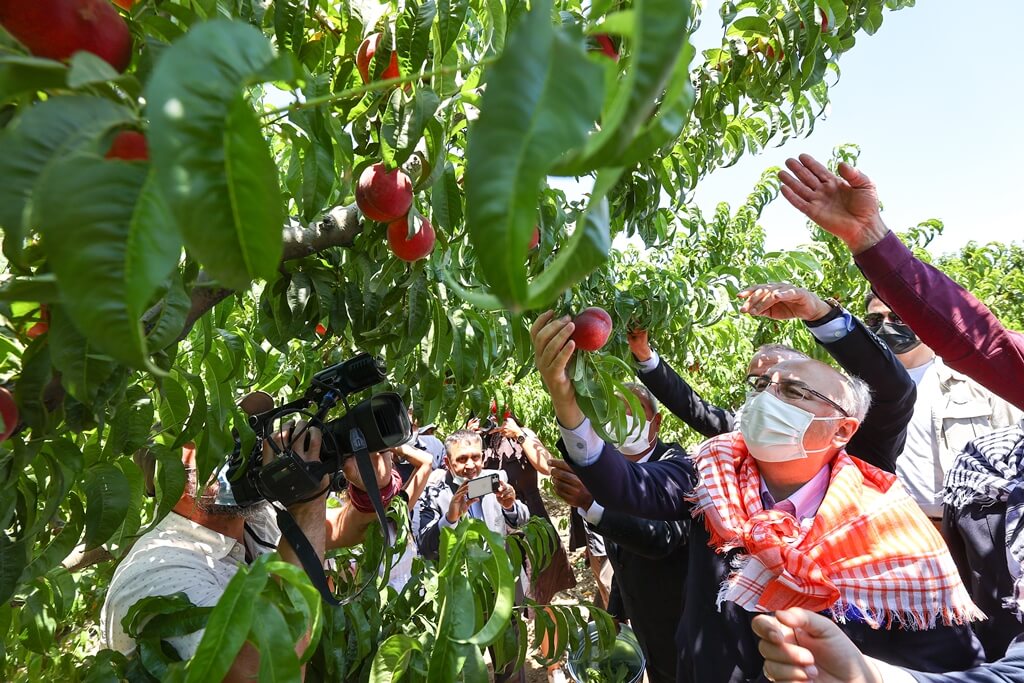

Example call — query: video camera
[223,353,412,508]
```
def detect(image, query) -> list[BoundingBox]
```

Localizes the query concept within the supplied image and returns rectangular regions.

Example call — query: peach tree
[0,0,917,679]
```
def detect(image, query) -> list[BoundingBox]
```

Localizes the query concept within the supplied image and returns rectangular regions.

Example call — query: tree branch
[143,205,364,341]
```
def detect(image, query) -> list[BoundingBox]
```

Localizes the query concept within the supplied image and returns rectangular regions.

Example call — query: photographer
[100,420,397,680]
[413,429,529,561]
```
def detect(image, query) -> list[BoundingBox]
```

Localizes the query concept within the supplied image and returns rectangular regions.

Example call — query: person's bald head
[746,344,808,379]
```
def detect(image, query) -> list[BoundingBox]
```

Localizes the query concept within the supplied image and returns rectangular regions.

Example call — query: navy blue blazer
[565,442,984,682]
[910,636,1024,682]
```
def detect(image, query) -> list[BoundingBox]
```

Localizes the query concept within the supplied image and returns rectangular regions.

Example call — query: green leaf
[146,272,191,351]
[524,168,620,308]
[185,555,271,683]
[730,15,772,35]
[397,0,437,73]
[381,89,440,168]
[0,535,30,604]
[553,0,694,173]
[67,51,120,88]
[436,0,469,60]
[0,274,60,303]
[0,95,136,264]
[370,634,420,683]
[35,156,179,370]
[82,462,132,550]
[145,19,285,290]
[0,55,67,100]
[23,589,57,654]
[248,601,302,683]
[465,0,604,309]
[431,162,463,231]
[47,304,119,407]
[146,444,187,534]
[617,41,696,166]
[456,527,515,646]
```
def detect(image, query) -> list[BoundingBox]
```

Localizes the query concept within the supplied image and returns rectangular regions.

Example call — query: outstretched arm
[627,329,735,438]
[779,154,1024,411]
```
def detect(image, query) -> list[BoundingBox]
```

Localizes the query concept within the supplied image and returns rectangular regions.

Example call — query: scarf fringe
[825,598,986,631]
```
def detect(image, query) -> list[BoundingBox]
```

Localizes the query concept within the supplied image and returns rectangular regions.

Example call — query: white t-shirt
[896,358,944,517]
[100,508,279,658]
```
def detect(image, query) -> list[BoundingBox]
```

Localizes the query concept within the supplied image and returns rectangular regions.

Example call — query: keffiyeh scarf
[944,424,1024,616]
[690,432,982,628]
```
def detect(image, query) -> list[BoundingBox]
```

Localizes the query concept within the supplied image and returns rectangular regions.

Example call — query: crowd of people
[98,154,1024,683]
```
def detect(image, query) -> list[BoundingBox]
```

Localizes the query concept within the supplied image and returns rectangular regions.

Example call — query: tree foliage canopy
[13,0,1016,680]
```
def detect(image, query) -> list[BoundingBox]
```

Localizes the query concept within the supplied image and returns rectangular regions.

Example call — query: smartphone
[465,473,500,500]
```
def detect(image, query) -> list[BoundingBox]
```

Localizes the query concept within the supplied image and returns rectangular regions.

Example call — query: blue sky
[689,0,1024,255]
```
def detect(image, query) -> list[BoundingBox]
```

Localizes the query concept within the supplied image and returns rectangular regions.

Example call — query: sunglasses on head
[863,311,904,330]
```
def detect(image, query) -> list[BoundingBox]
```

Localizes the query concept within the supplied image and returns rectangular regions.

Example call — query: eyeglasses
[863,311,904,331]
[746,375,851,417]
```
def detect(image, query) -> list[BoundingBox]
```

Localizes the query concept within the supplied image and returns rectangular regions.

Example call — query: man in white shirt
[865,292,1022,522]
[101,422,395,679]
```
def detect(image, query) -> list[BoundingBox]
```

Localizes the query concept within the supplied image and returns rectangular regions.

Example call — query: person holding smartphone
[412,429,531,683]
[412,429,529,561]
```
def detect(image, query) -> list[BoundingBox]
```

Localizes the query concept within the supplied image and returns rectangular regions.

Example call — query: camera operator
[100,419,397,680]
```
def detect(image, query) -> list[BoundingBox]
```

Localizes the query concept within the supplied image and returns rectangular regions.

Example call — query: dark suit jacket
[639,314,916,473]
[567,442,984,682]
[910,636,1024,682]
[561,439,688,683]
[944,500,1024,662]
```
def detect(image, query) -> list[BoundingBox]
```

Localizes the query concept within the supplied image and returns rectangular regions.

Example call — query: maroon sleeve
[854,231,1024,410]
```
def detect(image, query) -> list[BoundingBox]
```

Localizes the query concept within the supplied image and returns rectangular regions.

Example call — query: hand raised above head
[626,327,652,362]
[738,283,830,322]
[530,310,577,402]
[778,154,888,254]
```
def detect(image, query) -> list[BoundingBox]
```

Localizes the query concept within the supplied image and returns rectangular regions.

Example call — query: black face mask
[876,321,922,355]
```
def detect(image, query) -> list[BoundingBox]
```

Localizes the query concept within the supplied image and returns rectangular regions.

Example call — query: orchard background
[2,0,1023,680]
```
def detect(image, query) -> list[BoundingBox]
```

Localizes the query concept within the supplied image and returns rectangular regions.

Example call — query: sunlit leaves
[35,156,178,370]
[465,0,603,309]
[145,20,286,291]
[0,96,136,265]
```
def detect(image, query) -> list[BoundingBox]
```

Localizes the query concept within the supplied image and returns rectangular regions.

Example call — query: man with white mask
[532,311,985,683]
[551,382,688,683]
[628,281,917,474]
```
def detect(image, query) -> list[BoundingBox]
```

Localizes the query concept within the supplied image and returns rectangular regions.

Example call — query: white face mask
[739,390,841,462]
[451,474,466,485]
[607,414,653,456]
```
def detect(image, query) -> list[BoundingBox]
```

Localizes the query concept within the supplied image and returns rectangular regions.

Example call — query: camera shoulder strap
[271,427,391,606]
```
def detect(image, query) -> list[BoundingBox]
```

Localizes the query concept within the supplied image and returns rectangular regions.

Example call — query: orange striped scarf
[690,432,982,628]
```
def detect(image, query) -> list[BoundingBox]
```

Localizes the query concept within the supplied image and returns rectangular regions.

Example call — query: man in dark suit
[551,382,687,683]
[628,281,916,473]
[531,310,984,683]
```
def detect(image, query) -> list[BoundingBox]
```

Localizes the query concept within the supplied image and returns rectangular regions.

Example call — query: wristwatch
[515,434,526,445]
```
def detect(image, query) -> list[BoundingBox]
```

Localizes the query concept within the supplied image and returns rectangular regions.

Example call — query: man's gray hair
[839,374,872,422]
[623,382,659,416]
[754,343,808,361]
[444,429,483,455]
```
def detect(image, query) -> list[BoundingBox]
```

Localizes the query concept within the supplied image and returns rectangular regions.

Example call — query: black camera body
[224,353,412,508]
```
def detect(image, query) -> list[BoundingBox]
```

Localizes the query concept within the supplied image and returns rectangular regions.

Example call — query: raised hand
[738,283,831,322]
[626,328,652,362]
[447,482,471,523]
[778,154,888,254]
